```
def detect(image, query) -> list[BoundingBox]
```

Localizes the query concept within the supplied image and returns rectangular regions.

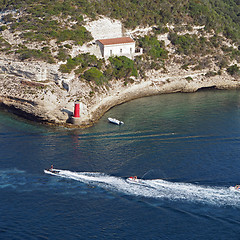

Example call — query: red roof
[97,37,135,45]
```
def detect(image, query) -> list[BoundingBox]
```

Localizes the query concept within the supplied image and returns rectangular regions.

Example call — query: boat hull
[108,118,124,125]
[229,186,240,192]
[126,177,140,183]
[44,169,60,176]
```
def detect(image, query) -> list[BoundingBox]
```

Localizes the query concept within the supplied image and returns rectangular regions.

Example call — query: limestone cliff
[0,15,239,127]
[0,55,238,128]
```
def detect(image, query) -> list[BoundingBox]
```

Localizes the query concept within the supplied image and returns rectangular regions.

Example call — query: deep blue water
[1,89,240,239]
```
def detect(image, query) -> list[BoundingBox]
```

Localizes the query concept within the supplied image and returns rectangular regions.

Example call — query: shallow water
[1,89,240,239]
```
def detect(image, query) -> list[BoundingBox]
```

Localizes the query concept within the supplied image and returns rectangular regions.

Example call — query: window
[120,48,122,53]
[110,50,112,56]
[130,48,132,53]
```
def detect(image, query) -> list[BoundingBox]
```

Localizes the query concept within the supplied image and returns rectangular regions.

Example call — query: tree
[83,67,105,85]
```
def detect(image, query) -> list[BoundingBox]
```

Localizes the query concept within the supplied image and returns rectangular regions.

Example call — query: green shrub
[13,12,92,45]
[108,56,138,79]
[216,57,229,69]
[210,35,222,48]
[138,36,168,60]
[205,71,217,77]
[63,44,72,49]
[227,64,240,76]
[56,26,93,45]
[181,64,189,70]
[2,14,13,23]
[89,91,94,97]
[1,0,240,44]
[1,0,240,67]
[59,53,102,73]
[0,37,11,51]
[169,32,210,55]
[57,48,70,61]
[59,57,78,73]
[185,76,193,82]
[83,67,105,85]
[15,47,55,63]
[0,25,7,31]
[153,25,169,35]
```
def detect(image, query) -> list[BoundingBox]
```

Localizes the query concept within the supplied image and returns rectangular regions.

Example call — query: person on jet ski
[49,165,53,171]
[129,176,137,180]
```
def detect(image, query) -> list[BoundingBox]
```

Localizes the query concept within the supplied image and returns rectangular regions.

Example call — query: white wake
[45,169,240,207]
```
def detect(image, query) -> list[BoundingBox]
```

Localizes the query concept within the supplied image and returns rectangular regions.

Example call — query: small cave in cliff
[196,86,217,92]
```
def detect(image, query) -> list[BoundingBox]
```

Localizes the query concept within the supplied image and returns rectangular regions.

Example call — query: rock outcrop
[0,53,239,128]
[0,15,239,127]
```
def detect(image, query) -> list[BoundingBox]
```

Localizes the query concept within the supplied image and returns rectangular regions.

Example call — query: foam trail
[46,170,240,207]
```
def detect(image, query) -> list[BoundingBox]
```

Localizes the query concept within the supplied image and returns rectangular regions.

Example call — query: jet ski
[126,176,140,183]
[229,185,240,192]
[44,165,60,175]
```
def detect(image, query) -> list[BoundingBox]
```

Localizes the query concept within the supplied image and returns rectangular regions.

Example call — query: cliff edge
[0,12,239,127]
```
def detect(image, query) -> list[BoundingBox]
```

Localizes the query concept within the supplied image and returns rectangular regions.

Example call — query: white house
[96,37,136,59]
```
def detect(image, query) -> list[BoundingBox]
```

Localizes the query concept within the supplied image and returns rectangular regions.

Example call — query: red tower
[74,102,80,118]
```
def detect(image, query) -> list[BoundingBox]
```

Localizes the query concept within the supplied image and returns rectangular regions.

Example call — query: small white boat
[108,117,124,125]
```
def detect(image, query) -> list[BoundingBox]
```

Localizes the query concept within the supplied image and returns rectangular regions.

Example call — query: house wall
[98,42,105,57]
[98,42,135,58]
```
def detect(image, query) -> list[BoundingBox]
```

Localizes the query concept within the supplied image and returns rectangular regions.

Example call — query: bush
[216,56,229,69]
[108,56,138,79]
[63,44,72,49]
[0,37,11,51]
[2,14,13,23]
[153,25,169,35]
[83,67,105,85]
[169,32,210,55]
[57,48,70,61]
[1,0,240,45]
[227,64,240,76]
[138,36,168,60]
[0,25,7,31]
[181,64,189,70]
[59,53,102,73]
[59,57,79,73]
[15,47,55,63]
[205,71,218,77]
[185,76,193,82]
[56,26,93,45]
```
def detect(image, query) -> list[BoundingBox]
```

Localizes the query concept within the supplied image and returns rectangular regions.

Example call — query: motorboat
[108,117,124,125]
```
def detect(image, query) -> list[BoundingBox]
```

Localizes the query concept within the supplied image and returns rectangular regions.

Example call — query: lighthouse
[71,101,81,125]
[74,101,80,118]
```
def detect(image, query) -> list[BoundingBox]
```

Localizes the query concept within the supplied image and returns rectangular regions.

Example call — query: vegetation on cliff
[59,53,138,85]
[0,0,239,83]
[1,0,239,43]
[138,36,168,60]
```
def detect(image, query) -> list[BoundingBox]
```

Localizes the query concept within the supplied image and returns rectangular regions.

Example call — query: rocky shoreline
[0,62,239,128]
[0,13,238,128]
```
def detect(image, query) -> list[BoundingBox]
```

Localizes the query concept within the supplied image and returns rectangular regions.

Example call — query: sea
[1,89,240,240]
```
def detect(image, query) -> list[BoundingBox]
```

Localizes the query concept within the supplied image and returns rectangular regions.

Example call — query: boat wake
[45,169,240,207]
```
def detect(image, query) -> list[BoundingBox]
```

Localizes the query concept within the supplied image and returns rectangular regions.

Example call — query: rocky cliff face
[0,14,239,127]
[0,53,239,128]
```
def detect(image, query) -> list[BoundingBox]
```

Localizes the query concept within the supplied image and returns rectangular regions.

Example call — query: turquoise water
[1,89,240,239]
